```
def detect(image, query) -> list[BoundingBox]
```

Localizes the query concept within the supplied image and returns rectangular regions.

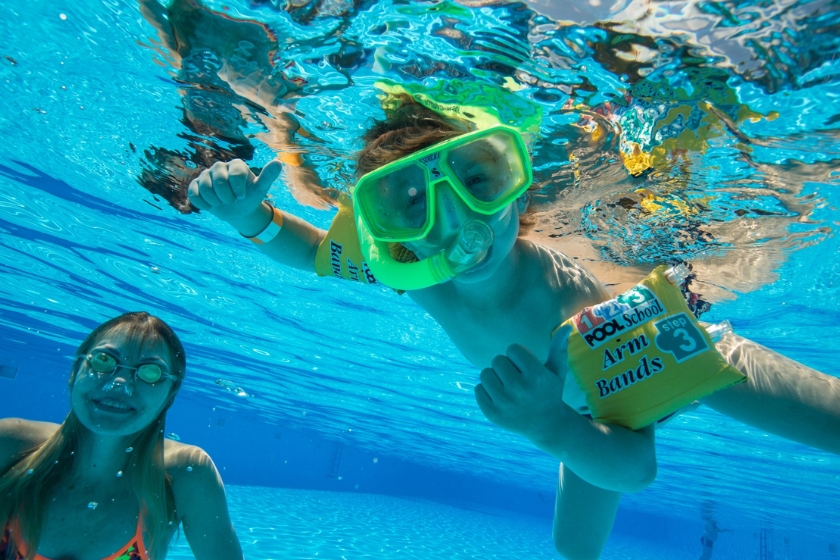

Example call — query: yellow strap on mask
[374,79,543,144]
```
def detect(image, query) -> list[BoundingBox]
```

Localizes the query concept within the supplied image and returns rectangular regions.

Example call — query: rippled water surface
[1,0,839,555]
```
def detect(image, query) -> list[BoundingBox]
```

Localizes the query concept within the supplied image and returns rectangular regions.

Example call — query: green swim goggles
[84,351,171,384]
[353,125,532,243]
[353,125,533,291]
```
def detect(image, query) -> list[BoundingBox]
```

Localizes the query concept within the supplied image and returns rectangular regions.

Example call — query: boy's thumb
[254,160,283,197]
[545,325,571,381]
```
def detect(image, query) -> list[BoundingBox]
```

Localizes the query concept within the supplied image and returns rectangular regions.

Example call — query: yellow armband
[559,264,746,429]
[314,193,378,284]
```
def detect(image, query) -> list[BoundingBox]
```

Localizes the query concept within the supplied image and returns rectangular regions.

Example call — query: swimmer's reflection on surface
[137,0,338,216]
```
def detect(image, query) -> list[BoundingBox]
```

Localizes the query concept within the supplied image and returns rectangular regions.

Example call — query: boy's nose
[433,181,472,233]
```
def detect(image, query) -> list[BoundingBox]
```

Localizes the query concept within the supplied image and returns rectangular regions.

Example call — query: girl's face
[71,330,177,437]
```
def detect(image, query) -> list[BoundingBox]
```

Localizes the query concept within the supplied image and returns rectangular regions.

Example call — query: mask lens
[89,352,117,373]
[137,364,164,384]
[446,131,526,203]
[362,163,429,238]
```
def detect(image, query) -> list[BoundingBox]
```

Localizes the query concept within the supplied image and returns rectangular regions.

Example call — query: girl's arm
[167,443,243,560]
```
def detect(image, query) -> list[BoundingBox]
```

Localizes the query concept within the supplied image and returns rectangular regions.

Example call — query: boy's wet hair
[356,95,467,177]
[356,96,539,234]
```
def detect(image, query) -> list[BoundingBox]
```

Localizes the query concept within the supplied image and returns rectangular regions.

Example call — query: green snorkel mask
[353,80,542,291]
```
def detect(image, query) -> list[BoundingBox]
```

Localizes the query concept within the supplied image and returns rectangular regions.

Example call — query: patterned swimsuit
[1,519,148,560]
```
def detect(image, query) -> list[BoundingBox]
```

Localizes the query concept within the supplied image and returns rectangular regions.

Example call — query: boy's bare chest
[432,289,566,369]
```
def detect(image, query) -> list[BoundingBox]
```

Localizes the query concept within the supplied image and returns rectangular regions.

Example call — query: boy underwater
[186,84,840,560]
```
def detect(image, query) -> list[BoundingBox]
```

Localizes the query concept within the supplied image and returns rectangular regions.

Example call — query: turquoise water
[1,0,839,558]
[167,487,694,559]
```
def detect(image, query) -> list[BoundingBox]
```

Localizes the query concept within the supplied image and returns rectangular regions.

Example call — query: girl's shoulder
[163,439,223,493]
[163,439,214,472]
[0,418,59,473]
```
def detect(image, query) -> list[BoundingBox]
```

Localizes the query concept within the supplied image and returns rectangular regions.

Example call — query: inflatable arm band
[558,264,746,429]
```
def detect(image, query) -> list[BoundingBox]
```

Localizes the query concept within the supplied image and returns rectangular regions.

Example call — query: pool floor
[166,486,693,559]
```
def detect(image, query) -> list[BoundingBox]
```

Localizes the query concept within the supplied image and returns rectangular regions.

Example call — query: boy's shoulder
[522,236,651,297]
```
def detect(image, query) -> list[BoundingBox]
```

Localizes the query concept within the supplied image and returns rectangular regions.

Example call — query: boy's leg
[702,334,840,454]
[553,463,621,560]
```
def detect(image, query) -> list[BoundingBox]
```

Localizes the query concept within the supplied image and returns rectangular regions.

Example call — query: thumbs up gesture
[474,326,573,445]
[188,159,282,226]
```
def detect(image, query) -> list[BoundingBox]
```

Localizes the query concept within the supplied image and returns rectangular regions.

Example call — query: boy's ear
[516,192,530,215]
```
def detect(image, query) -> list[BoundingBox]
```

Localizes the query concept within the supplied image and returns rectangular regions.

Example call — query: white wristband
[244,202,283,245]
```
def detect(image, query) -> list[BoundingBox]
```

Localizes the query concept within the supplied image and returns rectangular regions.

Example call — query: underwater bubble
[87,502,98,509]
[166,432,181,441]
[26,469,34,475]
[186,466,193,472]
[116,471,123,478]
[125,447,133,453]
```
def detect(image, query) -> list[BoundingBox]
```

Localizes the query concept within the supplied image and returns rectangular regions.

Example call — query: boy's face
[403,184,526,283]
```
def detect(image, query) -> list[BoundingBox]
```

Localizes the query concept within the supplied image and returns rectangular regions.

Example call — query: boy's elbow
[624,449,657,493]
[632,458,657,492]
[624,424,657,493]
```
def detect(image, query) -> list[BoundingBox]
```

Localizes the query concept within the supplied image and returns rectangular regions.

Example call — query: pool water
[1,0,839,558]
[167,486,693,560]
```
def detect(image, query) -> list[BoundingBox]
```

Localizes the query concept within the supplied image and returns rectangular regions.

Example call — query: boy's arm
[702,333,840,455]
[474,327,657,494]
[189,159,326,272]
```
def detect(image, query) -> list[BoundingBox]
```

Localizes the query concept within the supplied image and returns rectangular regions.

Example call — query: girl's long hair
[0,312,186,560]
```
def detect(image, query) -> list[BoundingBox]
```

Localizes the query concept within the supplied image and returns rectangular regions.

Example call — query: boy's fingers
[187,179,211,210]
[474,385,498,421]
[545,325,572,381]
[505,343,542,379]
[490,354,524,387]
[478,367,505,398]
[196,172,222,207]
[227,159,250,200]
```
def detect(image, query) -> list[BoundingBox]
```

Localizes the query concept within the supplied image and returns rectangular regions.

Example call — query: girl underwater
[185,89,840,560]
[0,312,243,560]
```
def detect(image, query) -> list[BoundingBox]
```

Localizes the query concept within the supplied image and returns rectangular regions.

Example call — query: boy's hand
[474,326,572,446]
[188,160,281,228]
